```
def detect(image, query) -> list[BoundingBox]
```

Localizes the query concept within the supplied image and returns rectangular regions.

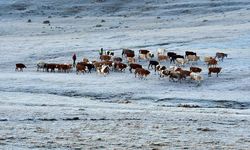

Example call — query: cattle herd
[15,48,228,86]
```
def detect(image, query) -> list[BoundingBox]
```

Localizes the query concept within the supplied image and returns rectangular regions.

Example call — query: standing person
[72,53,76,67]
[99,48,104,56]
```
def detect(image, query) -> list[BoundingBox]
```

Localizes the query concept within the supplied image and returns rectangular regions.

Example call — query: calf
[208,67,222,77]
[113,57,122,63]
[15,63,26,71]
[215,52,228,61]
[190,67,202,73]
[175,58,187,66]
[129,63,142,73]
[148,60,159,72]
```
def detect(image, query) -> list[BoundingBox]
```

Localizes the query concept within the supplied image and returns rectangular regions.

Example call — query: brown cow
[45,63,57,72]
[215,52,228,61]
[76,63,86,74]
[102,61,113,67]
[122,49,134,57]
[207,58,217,67]
[134,68,150,79]
[129,63,142,73]
[57,64,72,73]
[126,52,135,58]
[97,65,110,76]
[208,67,222,77]
[139,49,150,54]
[190,67,202,73]
[114,63,127,72]
[100,55,111,61]
[158,55,169,62]
[15,63,26,71]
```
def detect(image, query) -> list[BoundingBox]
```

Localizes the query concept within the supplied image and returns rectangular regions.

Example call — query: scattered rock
[156,16,161,19]
[75,16,82,19]
[43,20,50,24]
[177,104,200,108]
[203,19,208,22]
[63,117,80,121]
[197,128,216,132]
[118,100,131,104]
[101,19,106,22]
[48,16,52,18]
[38,118,57,121]
[95,24,102,27]
[0,119,8,121]
[27,19,31,23]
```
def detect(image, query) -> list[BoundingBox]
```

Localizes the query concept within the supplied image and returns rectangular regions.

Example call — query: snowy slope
[0,0,250,149]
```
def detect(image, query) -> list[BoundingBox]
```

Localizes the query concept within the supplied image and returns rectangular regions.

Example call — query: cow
[168,71,184,82]
[129,63,142,73]
[208,67,222,77]
[207,58,217,67]
[100,55,111,61]
[15,63,26,71]
[57,64,72,73]
[45,63,57,72]
[179,69,191,79]
[185,51,197,57]
[148,60,159,72]
[97,65,110,76]
[156,65,167,77]
[190,72,203,85]
[114,63,127,72]
[139,49,150,54]
[215,52,228,61]
[126,52,135,58]
[76,63,87,74]
[127,57,136,64]
[158,55,169,62]
[170,55,184,64]
[113,57,123,63]
[157,48,167,55]
[85,63,95,73]
[204,56,213,64]
[134,68,150,79]
[82,58,89,63]
[187,55,200,64]
[190,67,202,73]
[37,62,47,71]
[167,52,177,59]
[138,50,151,61]
[175,58,187,66]
[122,49,134,57]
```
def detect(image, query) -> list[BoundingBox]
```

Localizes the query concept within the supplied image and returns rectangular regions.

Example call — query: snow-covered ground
[0,0,250,149]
